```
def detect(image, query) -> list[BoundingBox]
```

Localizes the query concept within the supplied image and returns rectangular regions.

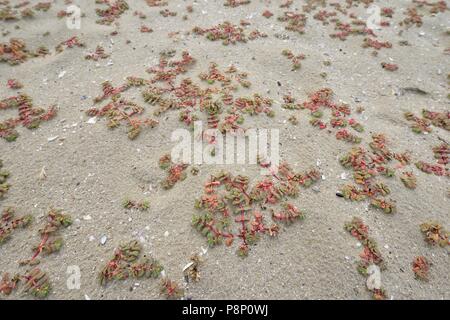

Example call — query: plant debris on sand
[192,161,320,257]
[0,159,11,199]
[412,256,431,281]
[419,222,449,247]
[345,217,386,300]
[0,268,51,298]
[99,240,163,286]
[0,93,57,142]
[0,207,32,245]
[19,209,72,266]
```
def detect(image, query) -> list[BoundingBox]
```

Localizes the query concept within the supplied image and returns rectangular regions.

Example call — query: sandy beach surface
[0,0,449,300]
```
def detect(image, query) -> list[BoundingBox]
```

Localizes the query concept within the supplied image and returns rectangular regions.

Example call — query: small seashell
[87,117,97,124]
[182,262,194,272]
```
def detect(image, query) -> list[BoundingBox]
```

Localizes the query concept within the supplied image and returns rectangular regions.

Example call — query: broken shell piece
[38,166,47,180]
[87,117,97,124]
[182,262,194,272]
